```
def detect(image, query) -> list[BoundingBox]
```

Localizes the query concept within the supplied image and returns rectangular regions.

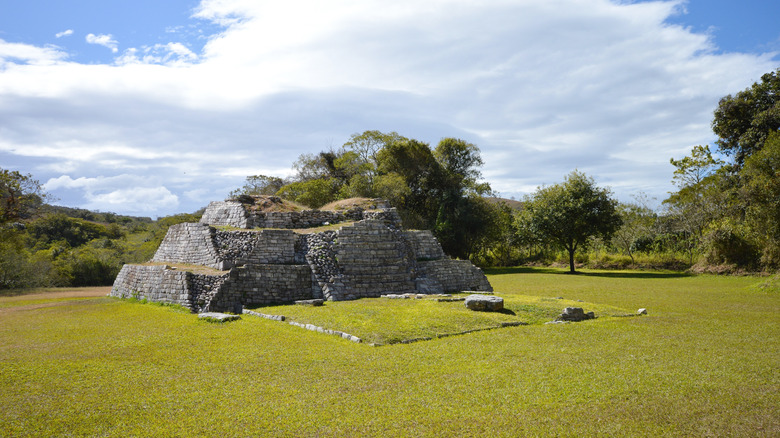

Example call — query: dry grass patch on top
[232,194,309,212]
[319,197,384,211]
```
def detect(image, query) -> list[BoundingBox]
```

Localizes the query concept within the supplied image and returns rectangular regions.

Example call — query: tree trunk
[568,246,576,273]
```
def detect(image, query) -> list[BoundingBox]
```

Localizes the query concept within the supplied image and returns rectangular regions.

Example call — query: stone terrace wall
[153,225,302,271]
[251,210,347,229]
[199,200,400,230]
[215,229,299,266]
[212,264,313,308]
[335,220,416,299]
[404,230,446,261]
[417,259,493,293]
[110,264,230,313]
[152,223,224,269]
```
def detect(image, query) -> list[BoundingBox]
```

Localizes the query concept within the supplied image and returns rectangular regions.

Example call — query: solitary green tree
[521,171,622,273]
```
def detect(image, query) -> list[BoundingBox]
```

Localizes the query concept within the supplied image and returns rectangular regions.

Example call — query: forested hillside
[0,179,200,289]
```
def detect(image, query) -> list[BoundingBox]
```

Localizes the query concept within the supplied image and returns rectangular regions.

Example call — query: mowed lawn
[0,269,777,437]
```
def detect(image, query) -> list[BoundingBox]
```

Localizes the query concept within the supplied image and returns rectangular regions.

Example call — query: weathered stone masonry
[112,199,493,313]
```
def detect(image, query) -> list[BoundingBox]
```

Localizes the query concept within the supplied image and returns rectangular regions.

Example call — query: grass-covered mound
[251,293,631,345]
[1,268,777,437]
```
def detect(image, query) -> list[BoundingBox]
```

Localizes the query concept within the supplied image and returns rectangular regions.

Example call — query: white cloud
[55,29,74,38]
[116,43,198,66]
[0,39,67,66]
[86,33,119,53]
[0,0,778,215]
[44,175,179,215]
[87,187,179,213]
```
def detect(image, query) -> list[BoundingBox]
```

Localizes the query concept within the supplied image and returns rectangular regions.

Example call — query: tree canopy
[712,68,780,166]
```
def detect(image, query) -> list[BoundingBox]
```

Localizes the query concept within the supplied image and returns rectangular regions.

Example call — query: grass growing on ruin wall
[0,269,778,437]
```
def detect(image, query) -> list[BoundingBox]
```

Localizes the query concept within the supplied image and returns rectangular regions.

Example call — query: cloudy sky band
[0,0,777,216]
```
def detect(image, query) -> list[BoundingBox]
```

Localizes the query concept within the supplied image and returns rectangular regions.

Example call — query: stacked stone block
[111,264,230,313]
[217,265,313,307]
[199,201,251,228]
[416,259,493,293]
[404,230,446,261]
[152,223,223,269]
[335,220,416,298]
[199,199,402,230]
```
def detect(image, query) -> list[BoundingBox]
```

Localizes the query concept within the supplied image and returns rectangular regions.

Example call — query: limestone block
[464,294,504,312]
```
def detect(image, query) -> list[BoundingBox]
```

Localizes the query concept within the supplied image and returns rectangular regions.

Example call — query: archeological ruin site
[111,196,493,313]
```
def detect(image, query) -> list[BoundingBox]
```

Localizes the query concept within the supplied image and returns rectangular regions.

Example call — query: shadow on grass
[484,266,692,279]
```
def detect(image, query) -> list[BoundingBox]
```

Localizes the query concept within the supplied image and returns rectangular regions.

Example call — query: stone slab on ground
[465,294,504,311]
[199,312,241,322]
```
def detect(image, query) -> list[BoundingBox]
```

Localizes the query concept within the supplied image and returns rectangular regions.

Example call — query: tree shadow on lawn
[484,266,692,279]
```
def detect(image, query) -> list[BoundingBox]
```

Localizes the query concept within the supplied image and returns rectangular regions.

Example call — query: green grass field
[1,268,777,437]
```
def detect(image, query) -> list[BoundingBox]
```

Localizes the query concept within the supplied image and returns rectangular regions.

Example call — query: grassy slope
[0,269,777,437]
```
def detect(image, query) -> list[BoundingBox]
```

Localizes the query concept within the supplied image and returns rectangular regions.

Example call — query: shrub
[702,220,759,268]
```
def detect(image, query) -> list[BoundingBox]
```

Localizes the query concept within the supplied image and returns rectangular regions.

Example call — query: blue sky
[0,0,778,217]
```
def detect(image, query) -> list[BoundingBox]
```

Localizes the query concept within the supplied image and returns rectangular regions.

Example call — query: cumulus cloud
[86,33,119,52]
[55,29,74,38]
[0,0,778,215]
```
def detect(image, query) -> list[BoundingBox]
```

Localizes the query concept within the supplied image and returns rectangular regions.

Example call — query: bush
[52,247,123,287]
[702,220,759,268]
[0,230,54,289]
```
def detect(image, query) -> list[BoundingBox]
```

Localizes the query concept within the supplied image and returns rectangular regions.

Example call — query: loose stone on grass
[464,294,504,312]
[198,312,241,322]
[555,307,595,322]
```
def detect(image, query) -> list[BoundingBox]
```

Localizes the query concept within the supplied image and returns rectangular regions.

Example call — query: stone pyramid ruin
[111,196,492,313]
